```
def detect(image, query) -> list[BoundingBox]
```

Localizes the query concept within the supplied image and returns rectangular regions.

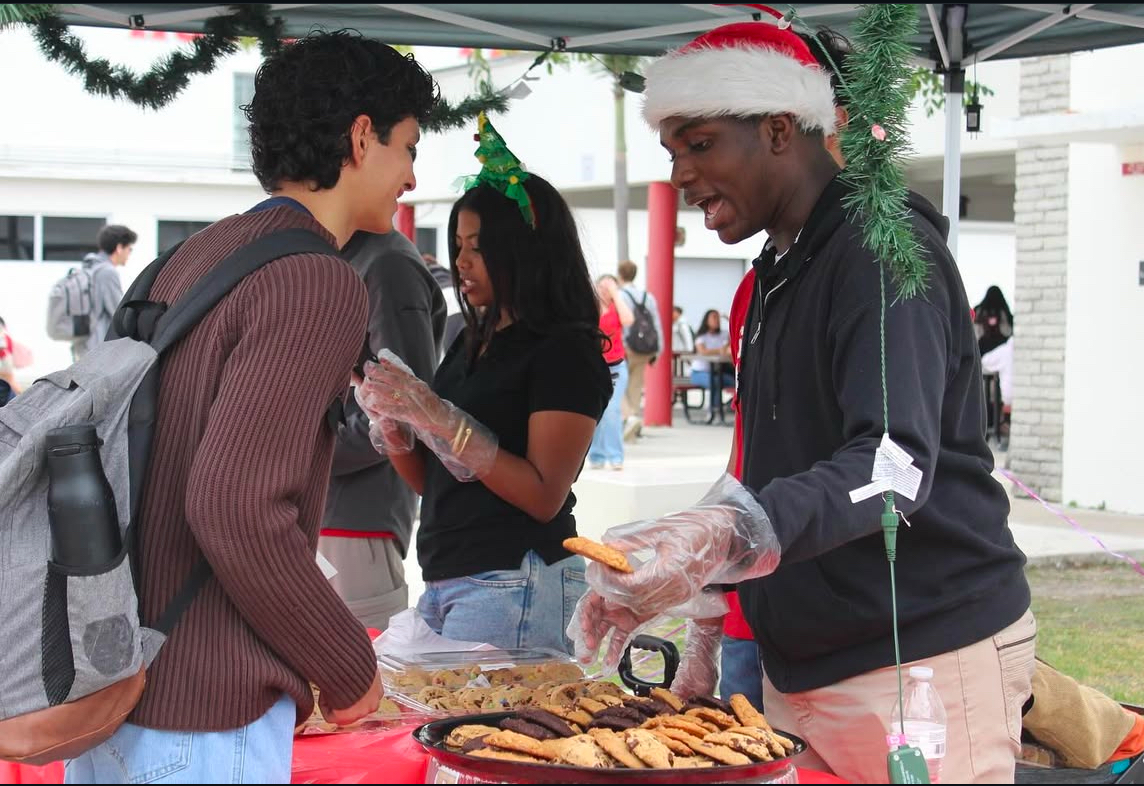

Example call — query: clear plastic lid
[378,647,574,672]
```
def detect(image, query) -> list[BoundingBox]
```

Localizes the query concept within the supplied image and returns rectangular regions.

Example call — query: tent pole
[942,67,964,260]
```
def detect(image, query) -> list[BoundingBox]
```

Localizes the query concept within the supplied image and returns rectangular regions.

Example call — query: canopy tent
[50,4,1144,63]
[42,2,1144,424]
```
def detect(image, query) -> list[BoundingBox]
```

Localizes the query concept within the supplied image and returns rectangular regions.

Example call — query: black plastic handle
[618,635,680,696]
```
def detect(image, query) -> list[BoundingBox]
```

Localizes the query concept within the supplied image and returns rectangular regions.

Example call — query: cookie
[431,667,475,689]
[704,731,774,762]
[726,726,788,756]
[685,707,739,730]
[685,738,751,766]
[562,536,634,573]
[588,728,647,768]
[585,680,626,699]
[445,724,501,750]
[542,704,594,728]
[624,729,676,768]
[729,694,766,727]
[539,662,584,683]
[461,736,491,753]
[483,729,559,761]
[672,755,717,768]
[650,687,685,712]
[548,683,583,707]
[645,715,712,738]
[686,694,735,715]
[555,735,615,768]
[577,696,609,714]
[376,696,401,715]
[500,718,558,741]
[516,707,578,738]
[587,715,640,731]
[648,729,695,758]
[595,705,644,724]
[468,748,546,763]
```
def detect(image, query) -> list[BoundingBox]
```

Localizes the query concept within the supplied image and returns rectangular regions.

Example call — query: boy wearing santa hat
[573,13,1034,783]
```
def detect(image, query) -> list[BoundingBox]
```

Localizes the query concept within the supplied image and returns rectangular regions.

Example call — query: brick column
[1009,56,1069,500]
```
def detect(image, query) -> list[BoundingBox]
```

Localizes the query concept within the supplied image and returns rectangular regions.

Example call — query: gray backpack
[46,266,95,341]
[0,229,338,765]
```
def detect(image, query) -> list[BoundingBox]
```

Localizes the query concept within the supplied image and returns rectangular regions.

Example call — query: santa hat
[642,8,837,134]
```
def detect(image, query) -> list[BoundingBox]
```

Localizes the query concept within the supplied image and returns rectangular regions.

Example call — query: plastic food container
[379,648,586,716]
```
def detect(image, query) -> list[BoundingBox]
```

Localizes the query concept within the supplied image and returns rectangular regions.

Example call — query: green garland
[30,5,283,110]
[837,4,929,299]
[12,4,504,130]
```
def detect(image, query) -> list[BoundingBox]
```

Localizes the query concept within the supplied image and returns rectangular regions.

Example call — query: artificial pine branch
[838,4,929,299]
[425,88,509,133]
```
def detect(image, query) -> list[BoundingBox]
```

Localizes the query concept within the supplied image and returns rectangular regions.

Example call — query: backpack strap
[151,228,338,353]
[125,228,341,634]
[109,241,185,343]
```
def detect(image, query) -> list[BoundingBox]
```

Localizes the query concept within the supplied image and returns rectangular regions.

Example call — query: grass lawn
[1027,562,1144,705]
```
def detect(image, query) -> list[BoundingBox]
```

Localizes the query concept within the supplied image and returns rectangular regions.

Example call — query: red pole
[644,181,677,427]
[396,203,415,240]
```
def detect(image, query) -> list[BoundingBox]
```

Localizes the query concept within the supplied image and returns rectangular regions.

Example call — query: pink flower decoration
[871,124,887,141]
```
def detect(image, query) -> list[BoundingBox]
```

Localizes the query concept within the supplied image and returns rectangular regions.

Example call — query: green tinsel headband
[460,112,536,228]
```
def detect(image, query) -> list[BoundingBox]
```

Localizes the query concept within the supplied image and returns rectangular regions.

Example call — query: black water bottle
[45,424,122,568]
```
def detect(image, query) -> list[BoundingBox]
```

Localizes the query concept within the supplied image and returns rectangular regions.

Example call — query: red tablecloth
[2,726,848,784]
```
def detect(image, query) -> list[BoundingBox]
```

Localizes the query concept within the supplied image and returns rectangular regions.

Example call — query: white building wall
[1061,147,1144,512]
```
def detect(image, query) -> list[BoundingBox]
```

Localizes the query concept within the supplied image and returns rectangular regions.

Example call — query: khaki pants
[316,536,408,631]
[764,609,1036,784]
[622,350,655,420]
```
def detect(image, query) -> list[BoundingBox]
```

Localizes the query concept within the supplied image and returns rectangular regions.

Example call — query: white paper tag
[317,551,338,580]
[849,434,924,503]
[849,478,890,503]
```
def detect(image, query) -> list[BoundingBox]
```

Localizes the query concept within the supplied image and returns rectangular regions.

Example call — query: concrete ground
[400,411,1144,606]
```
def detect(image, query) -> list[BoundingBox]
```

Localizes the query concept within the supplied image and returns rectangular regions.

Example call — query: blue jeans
[719,634,765,712]
[64,693,295,784]
[589,360,628,465]
[417,550,587,655]
[690,368,735,412]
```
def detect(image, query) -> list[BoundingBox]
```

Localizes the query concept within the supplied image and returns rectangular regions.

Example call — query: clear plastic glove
[358,349,498,481]
[367,417,415,455]
[570,473,780,666]
[567,588,727,672]
[671,617,723,700]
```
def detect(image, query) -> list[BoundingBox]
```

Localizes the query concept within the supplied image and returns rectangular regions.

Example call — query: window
[43,217,106,262]
[158,220,212,253]
[0,215,34,260]
[233,73,256,170]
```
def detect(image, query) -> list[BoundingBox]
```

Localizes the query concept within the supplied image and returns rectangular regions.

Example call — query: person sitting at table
[690,308,734,417]
[355,114,611,655]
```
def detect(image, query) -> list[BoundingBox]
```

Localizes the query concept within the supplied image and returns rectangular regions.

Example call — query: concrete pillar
[1009,56,1070,501]
[644,181,677,427]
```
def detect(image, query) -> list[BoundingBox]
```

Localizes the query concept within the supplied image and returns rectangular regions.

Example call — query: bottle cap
[908,665,934,680]
[45,424,99,451]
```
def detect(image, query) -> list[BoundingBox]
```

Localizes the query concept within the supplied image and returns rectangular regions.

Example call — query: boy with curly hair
[64,31,438,784]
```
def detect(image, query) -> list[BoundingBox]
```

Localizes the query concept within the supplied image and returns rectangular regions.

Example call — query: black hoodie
[737,175,1030,693]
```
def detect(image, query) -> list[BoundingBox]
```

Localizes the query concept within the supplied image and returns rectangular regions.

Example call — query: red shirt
[723,268,757,640]
[601,305,626,365]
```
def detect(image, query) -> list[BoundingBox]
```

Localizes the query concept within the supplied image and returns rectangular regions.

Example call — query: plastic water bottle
[889,666,947,783]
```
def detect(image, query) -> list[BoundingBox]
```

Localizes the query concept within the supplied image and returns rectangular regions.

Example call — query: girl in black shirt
[359,169,611,654]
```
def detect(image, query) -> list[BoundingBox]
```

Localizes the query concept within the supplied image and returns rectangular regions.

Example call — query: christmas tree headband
[461,112,536,228]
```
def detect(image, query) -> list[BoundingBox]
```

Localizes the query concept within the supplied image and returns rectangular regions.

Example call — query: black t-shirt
[417,322,612,581]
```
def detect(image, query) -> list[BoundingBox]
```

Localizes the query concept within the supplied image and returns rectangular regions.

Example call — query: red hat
[642,14,837,133]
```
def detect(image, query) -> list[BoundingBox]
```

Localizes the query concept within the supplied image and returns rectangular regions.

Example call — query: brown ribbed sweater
[129,206,377,730]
